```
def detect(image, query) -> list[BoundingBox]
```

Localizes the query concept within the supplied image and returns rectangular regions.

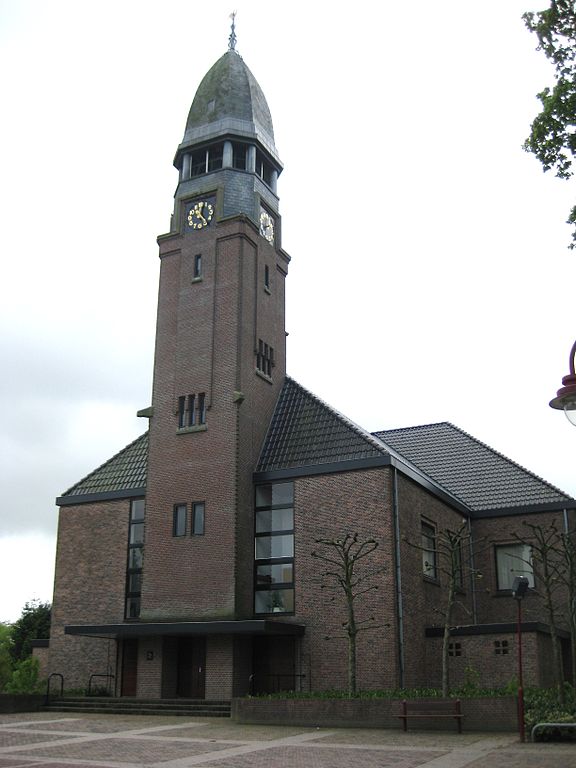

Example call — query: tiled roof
[374,422,573,512]
[60,432,148,499]
[256,377,388,472]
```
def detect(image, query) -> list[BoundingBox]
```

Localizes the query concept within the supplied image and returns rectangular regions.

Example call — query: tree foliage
[10,600,51,664]
[523,1,576,246]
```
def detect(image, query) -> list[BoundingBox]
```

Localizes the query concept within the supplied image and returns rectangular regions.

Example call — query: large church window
[254,482,294,615]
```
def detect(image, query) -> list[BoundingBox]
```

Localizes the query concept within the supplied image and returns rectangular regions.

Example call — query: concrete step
[42,697,231,717]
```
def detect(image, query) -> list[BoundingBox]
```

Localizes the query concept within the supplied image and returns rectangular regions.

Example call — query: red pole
[517,598,525,742]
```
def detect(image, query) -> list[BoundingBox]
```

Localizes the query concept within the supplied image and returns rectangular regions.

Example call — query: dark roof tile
[374,422,572,512]
[257,377,388,472]
[60,432,148,499]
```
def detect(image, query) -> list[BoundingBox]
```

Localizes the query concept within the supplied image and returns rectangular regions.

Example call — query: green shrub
[4,657,44,694]
[524,685,576,736]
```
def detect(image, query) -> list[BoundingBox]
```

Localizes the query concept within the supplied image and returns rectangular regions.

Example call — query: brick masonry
[232,695,519,731]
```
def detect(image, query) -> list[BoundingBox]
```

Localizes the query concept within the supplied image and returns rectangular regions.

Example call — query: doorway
[121,639,138,697]
[176,637,206,698]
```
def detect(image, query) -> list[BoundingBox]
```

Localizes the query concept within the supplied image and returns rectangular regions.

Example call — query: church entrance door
[176,637,206,698]
[121,639,138,697]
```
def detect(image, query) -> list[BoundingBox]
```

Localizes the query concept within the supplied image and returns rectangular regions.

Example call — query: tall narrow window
[187,394,196,427]
[254,482,294,614]
[421,521,437,580]
[192,502,205,535]
[173,504,187,537]
[264,264,270,291]
[126,499,145,619]
[193,254,202,279]
[197,393,206,424]
[232,142,247,169]
[178,396,186,429]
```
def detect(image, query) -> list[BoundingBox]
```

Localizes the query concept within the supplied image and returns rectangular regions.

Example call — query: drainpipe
[467,517,478,625]
[392,467,405,688]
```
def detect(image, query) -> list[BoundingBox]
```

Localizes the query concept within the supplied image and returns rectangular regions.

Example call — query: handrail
[87,673,115,696]
[45,672,64,703]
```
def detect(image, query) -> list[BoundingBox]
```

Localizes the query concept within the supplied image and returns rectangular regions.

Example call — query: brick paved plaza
[0,713,574,768]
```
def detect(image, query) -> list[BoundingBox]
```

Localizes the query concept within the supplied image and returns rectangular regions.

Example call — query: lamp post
[512,575,529,742]
[549,340,576,425]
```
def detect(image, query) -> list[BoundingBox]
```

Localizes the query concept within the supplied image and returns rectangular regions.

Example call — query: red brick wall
[48,500,130,691]
[471,511,570,627]
[396,475,475,688]
[286,468,398,692]
[143,214,287,623]
[425,632,544,688]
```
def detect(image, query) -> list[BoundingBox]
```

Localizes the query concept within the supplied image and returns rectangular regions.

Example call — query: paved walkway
[0,713,573,768]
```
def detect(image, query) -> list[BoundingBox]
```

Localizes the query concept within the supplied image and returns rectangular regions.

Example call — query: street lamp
[549,340,576,426]
[512,575,530,743]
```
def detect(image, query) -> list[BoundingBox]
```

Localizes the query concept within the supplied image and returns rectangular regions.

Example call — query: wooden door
[121,639,138,697]
[176,637,206,698]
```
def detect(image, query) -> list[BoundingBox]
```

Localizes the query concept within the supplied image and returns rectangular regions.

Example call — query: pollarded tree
[311,533,385,696]
[512,522,566,707]
[523,1,576,246]
[406,520,480,696]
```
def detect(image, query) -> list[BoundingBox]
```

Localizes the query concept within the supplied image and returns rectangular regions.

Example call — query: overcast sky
[1,0,575,622]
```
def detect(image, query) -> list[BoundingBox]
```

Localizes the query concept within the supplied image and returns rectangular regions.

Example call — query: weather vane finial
[228,11,237,52]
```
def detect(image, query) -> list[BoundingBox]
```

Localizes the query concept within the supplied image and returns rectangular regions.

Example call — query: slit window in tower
[256,340,274,378]
[187,395,196,427]
[197,392,206,424]
[264,264,270,290]
[194,254,202,279]
[192,502,205,535]
[173,504,187,537]
[178,396,186,429]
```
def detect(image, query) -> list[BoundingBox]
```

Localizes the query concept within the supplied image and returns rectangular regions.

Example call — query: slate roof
[59,432,148,501]
[374,422,573,513]
[256,377,389,472]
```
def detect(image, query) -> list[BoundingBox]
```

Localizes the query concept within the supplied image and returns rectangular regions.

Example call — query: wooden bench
[399,699,464,733]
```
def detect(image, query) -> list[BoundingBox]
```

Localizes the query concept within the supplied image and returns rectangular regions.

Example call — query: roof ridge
[60,431,148,497]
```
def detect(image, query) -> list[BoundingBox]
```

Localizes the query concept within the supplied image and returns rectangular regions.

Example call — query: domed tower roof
[175,50,280,167]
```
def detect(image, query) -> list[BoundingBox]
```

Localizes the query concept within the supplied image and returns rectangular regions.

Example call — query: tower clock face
[187,200,214,230]
[259,210,275,244]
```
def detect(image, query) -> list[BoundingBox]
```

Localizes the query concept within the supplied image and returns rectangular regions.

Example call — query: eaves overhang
[425,622,570,639]
[57,487,146,507]
[469,500,576,519]
[254,455,472,517]
[65,619,305,639]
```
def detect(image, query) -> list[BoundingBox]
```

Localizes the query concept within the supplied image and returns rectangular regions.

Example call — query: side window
[126,499,145,619]
[421,521,437,580]
[495,544,534,590]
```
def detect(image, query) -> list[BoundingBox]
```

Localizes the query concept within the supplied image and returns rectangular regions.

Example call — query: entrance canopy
[65,619,305,639]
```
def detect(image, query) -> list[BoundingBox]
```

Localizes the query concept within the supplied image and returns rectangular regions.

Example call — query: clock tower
[139,40,290,695]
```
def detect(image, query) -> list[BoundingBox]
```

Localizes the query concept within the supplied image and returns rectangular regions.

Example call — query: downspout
[467,517,478,624]
[564,507,570,533]
[392,467,405,688]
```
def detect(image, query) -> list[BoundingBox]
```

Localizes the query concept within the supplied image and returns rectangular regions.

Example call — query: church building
[46,31,576,702]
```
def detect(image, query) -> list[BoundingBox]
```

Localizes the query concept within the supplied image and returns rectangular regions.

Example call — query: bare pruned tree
[311,533,385,696]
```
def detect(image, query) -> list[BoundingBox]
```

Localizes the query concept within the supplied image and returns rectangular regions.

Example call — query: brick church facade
[46,41,576,700]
